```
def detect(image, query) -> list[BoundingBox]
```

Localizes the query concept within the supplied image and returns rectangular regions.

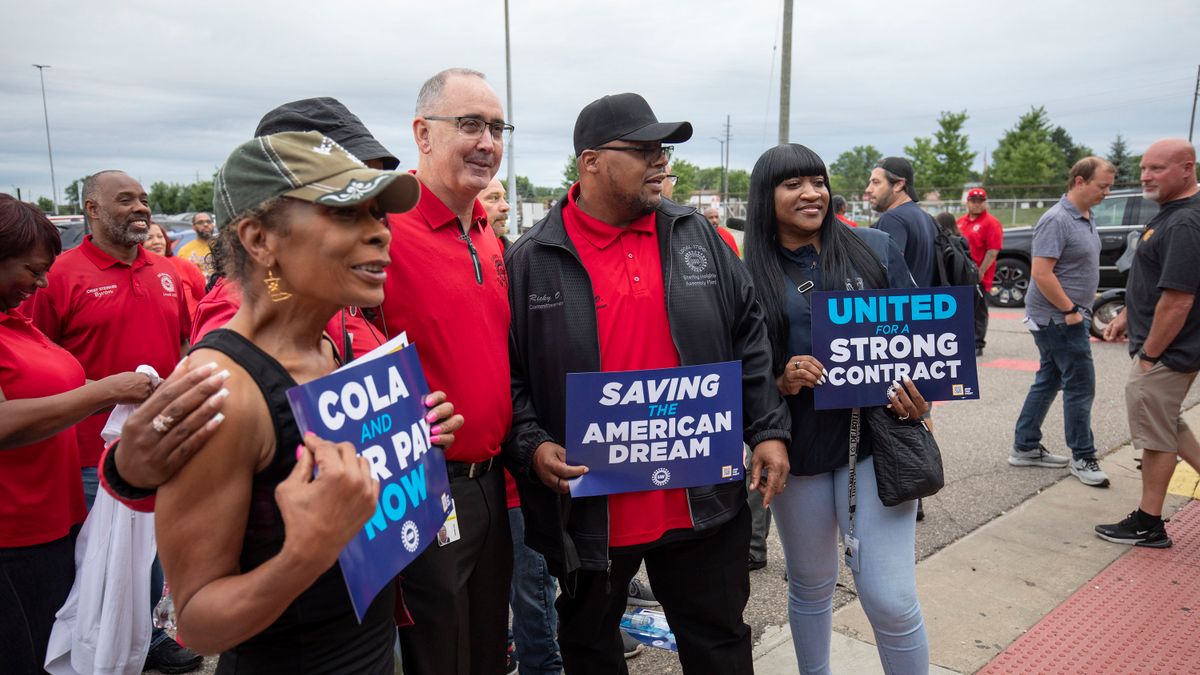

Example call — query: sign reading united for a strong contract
[565,362,744,497]
[810,286,980,410]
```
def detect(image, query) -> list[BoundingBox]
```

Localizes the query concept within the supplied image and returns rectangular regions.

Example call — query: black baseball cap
[876,157,919,202]
[573,93,692,157]
[255,97,400,170]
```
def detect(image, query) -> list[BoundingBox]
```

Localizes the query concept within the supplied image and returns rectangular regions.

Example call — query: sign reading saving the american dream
[811,286,979,410]
[286,337,450,622]
[565,362,744,497]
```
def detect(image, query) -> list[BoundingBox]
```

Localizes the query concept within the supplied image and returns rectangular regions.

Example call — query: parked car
[988,189,1159,308]
[50,215,88,250]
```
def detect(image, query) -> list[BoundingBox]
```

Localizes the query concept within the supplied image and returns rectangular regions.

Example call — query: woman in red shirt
[0,195,156,672]
[145,220,207,324]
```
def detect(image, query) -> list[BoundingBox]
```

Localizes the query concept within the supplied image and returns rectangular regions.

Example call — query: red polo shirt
[0,308,88,546]
[168,255,207,324]
[381,178,512,463]
[957,210,1004,290]
[717,226,740,256]
[22,236,189,467]
[562,184,693,548]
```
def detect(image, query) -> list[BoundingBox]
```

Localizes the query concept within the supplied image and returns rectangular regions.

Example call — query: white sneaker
[1009,444,1070,468]
[1070,457,1110,487]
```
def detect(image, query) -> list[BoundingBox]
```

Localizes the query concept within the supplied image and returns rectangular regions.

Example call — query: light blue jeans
[772,456,928,675]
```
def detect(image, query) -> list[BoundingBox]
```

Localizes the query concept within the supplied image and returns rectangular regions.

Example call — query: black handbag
[858,406,944,507]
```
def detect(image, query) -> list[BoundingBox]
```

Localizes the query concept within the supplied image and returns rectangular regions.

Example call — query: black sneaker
[1095,511,1172,548]
[142,638,202,673]
[627,578,659,607]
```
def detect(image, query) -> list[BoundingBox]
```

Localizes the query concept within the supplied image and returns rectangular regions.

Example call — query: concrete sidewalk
[753,409,1198,674]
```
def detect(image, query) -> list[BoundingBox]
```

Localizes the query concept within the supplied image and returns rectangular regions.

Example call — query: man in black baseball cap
[503,93,791,673]
[256,97,400,170]
[865,155,939,287]
[572,92,692,157]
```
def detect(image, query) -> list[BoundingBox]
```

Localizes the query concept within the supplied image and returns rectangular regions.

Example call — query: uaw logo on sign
[565,361,744,497]
[158,272,176,295]
[401,520,420,553]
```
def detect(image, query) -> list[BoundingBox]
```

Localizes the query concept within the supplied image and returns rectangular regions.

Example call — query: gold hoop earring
[264,266,292,303]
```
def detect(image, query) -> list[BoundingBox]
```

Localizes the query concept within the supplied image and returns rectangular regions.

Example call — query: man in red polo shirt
[22,169,198,672]
[504,93,791,673]
[378,68,514,675]
[957,187,1004,356]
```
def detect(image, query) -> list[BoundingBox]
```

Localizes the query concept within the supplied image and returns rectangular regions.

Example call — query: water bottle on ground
[620,609,677,652]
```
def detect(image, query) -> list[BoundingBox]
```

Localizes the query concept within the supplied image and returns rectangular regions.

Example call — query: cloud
[2,0,1197,204]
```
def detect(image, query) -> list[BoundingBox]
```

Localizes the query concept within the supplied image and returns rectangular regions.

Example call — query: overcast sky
[3,0,1198,207]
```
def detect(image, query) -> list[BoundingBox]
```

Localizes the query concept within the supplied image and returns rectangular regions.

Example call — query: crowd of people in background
[2,64,1198,675]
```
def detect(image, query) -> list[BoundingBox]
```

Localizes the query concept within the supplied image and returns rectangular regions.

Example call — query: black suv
[989,189,1158,307]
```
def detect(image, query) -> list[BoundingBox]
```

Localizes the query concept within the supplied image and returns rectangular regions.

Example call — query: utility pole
[1189,63,1199,143]
[33,64,59,215]
[504,0,518,233]
[777,0,792,145]
[723,115,731,207]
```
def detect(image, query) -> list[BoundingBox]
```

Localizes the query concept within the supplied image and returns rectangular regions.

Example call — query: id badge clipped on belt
[437,498,461,547]
[843,534,861,573]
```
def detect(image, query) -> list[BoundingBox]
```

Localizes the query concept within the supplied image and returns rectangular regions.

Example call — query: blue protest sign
[810,286,979,410]
[565,362,744,497]
[286,342,450,622]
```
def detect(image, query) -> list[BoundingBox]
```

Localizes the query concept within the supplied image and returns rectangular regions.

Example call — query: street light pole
[778,0,792,145]
[1189,63,1199,144]
[33,64,59,215]
[503,0,518,233]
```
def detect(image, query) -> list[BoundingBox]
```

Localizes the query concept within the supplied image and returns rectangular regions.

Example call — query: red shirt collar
[79,235,150,270]
[411,172,489,233]
[564,183,656,250]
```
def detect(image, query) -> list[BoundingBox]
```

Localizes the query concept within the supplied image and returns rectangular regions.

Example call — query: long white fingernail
[216,369,231,381]
[208,388,230,405]
[174,355,189,370]
[201,361,219,374]
[206,412,225,429]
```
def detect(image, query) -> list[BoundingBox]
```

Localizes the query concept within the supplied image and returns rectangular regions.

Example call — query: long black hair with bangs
[743,144,888,370]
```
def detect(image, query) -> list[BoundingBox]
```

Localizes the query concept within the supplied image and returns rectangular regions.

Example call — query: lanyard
[848,407,860,537]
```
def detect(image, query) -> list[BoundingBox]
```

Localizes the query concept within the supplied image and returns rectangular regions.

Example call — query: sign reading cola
[565,362,744,497]
[287,340,450,622]
[811,286,980,410]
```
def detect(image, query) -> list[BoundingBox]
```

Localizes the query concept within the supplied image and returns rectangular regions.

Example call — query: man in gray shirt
[1010,157,1116,486]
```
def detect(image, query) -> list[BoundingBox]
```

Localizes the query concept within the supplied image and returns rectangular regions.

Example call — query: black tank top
[191,329,394,675]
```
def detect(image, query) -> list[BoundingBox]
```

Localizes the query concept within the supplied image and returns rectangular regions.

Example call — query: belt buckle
[468,458,492,479]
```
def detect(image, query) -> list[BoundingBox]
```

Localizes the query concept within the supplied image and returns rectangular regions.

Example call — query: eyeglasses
[593,145,674,164]
[424,115,515,142]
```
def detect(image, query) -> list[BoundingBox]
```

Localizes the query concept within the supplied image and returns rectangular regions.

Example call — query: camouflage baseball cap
[212,131,420,227]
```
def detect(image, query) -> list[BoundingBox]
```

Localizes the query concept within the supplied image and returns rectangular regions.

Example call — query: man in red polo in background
[22,169,199,673]
[378,67,514,675]
[957,187,1003,357]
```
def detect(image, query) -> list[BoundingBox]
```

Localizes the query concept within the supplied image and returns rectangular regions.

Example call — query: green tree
[987,107,1064,197]
[1107,134,1140,186]
[727,169,750,197]
[829,145,882,198]
[561,155,579,189]
[670,159,701,203]
[64,177,86,214]
[186,180,214,212]
[36,196,55,213]
[1051,126,1093,182]
[696,166,723,192]
[906,111,977,197]
[516,175,534,201]
[148,181,185,214]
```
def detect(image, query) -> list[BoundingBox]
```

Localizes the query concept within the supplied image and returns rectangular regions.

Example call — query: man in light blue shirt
[1011,157,1116,487]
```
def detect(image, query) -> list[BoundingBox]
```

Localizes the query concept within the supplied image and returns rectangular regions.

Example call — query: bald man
[704,206,740,255]
[1097,139,1200,548]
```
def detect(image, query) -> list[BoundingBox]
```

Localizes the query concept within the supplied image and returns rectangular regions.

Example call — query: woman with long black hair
[743,144,930,674]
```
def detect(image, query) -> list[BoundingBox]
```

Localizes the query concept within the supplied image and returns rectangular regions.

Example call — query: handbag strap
[848,407,860,537]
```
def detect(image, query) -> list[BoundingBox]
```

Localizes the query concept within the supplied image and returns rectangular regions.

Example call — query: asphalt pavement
[625,304,1200,674]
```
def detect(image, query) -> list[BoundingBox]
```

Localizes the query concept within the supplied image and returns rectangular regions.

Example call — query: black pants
[397,466,513,675]
[557,505,753,675]
[0,530,77,675]
[974,283,989,350]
